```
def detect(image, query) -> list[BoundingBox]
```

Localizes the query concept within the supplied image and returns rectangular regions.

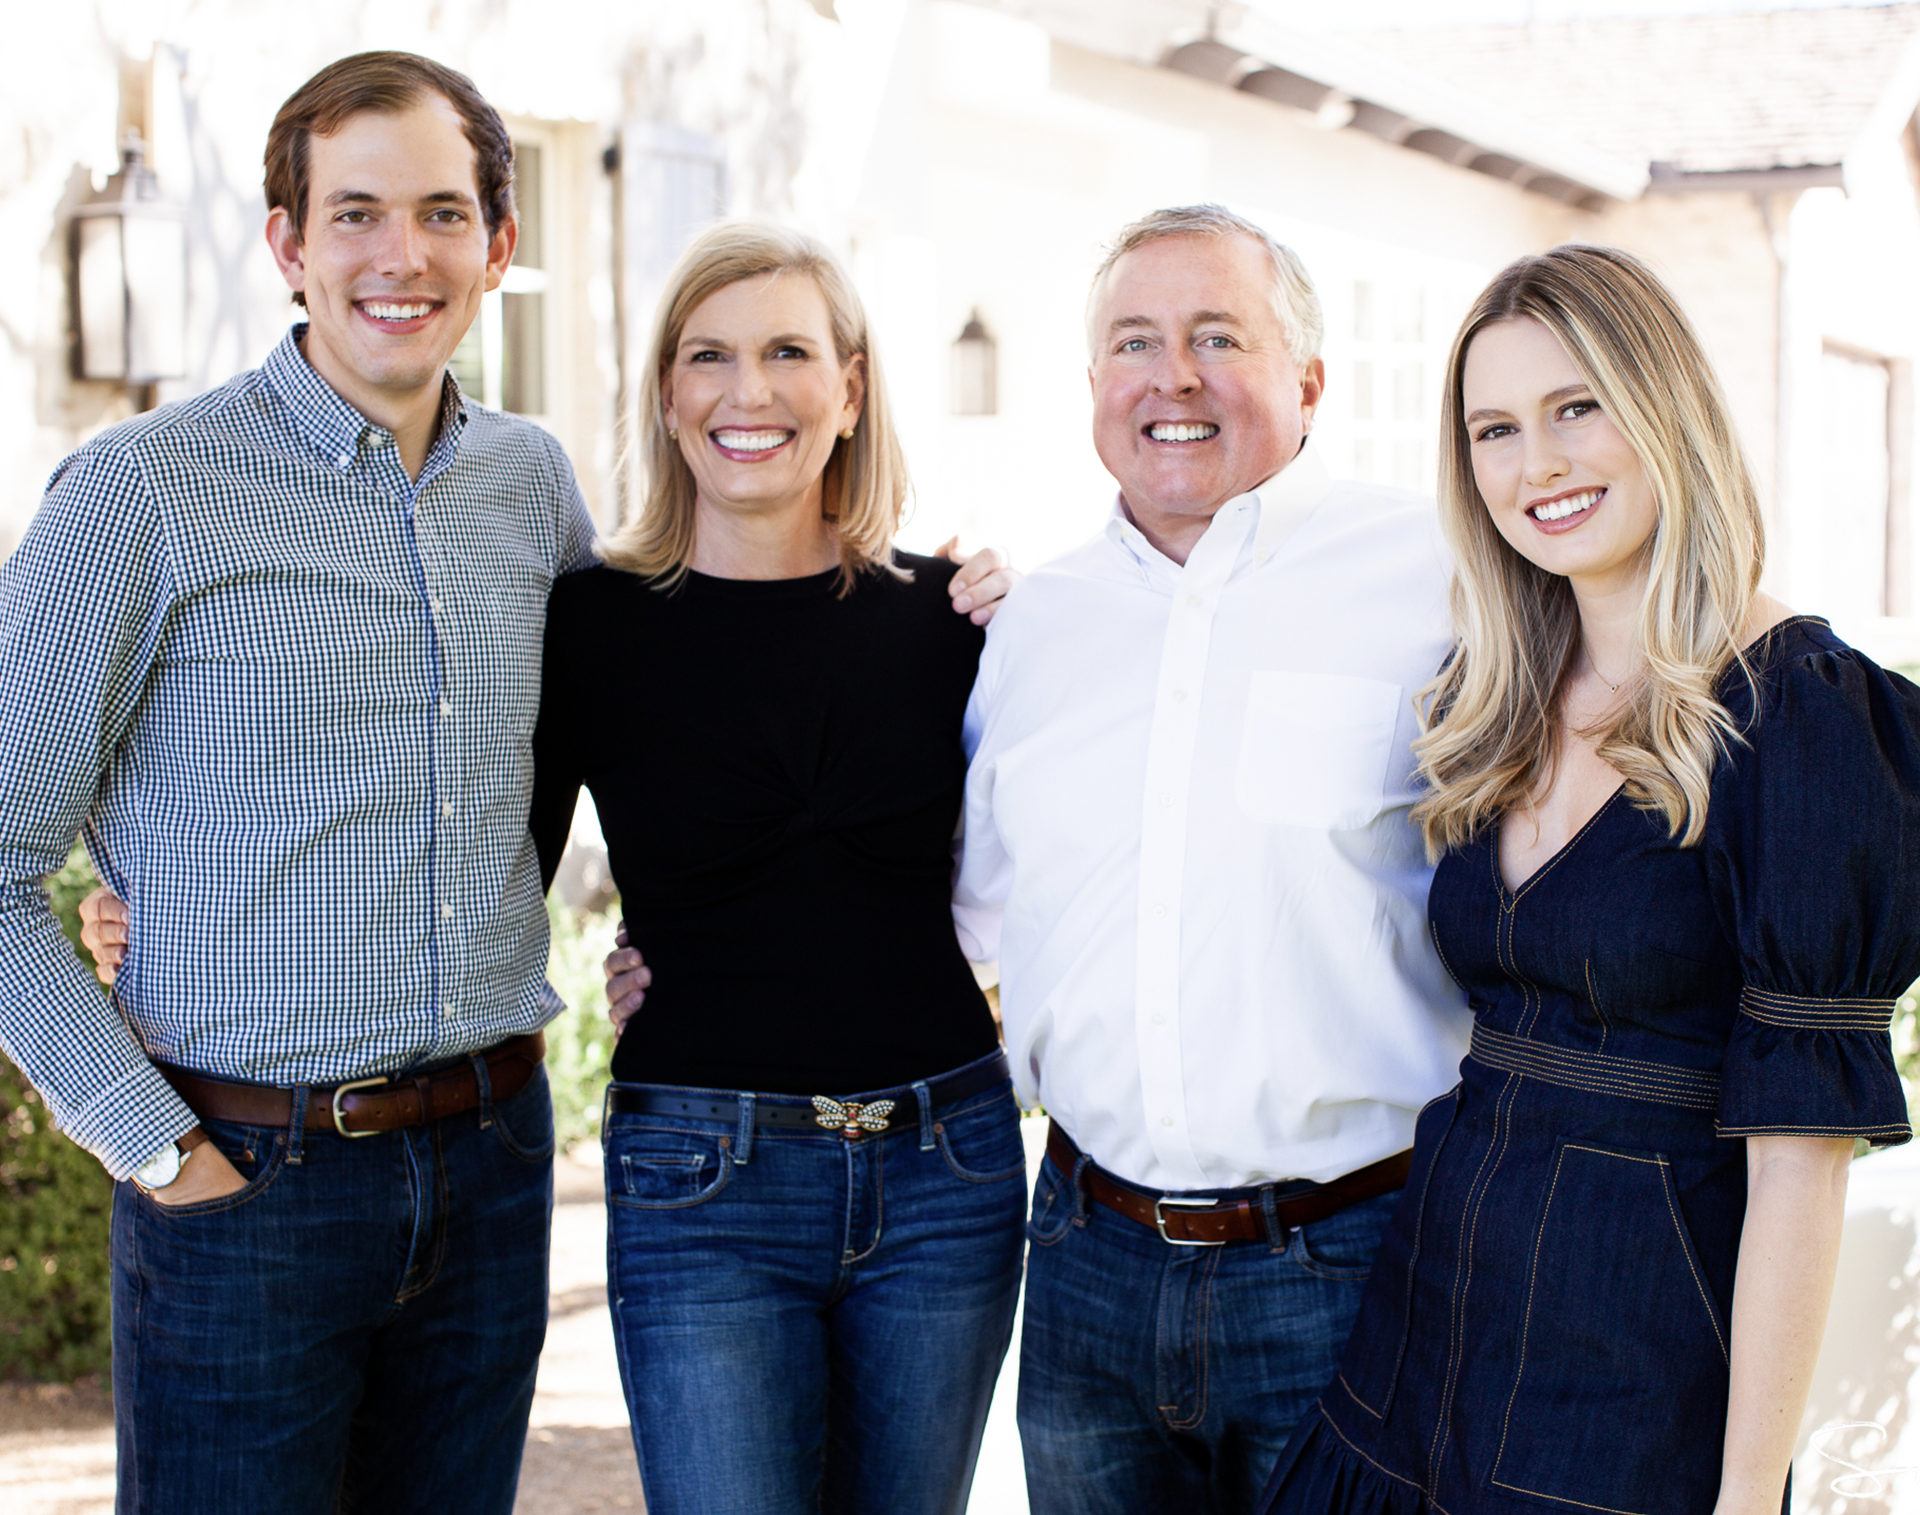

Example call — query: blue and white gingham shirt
[0,327,596,1179]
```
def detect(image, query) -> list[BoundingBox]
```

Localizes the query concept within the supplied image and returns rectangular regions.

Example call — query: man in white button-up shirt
[954,206,1471,1512]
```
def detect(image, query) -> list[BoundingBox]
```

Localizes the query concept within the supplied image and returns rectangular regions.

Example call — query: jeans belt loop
[912,1079,936,1151]
[1068,1151,1094,1225]
[733,1091,756,1166]
[470,1051,494,1129]
[1258,1184,1285,1250]
[287,1082,309,1166]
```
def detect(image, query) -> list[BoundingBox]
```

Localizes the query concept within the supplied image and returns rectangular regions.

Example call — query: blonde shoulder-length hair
[1412,243,1765,859]
[597,220,911,591]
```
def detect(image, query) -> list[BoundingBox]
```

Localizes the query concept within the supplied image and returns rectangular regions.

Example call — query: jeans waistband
[603,1048,1010,1138]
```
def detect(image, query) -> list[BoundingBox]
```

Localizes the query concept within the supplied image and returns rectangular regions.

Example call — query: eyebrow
[678,332,819,351]
[1465,383,1594,425]
[1108,309,1244,335]
[321,188,480,211]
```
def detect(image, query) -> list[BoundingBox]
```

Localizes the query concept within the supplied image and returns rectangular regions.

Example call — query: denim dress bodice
[1266,618,1920,1515]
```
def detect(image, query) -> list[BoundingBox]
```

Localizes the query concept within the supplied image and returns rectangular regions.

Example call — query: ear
[1298,356,1327,432]
[840,353,868,432]
[660,367,677,436]
[483,214,519,294]
[265,205,307,297]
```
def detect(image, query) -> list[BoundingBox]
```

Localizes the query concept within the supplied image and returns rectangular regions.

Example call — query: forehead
[1462,316,1583,398]
[1094,232,1276,327]
[305,95,479,198]
[682,270,834,338]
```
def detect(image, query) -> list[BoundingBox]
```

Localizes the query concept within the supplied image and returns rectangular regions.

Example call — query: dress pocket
[1234,671,1402,829]
[1489,1140,1729,1514]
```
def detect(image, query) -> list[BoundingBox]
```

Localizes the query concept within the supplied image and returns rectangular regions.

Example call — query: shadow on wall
[1794,1146,1920,1515]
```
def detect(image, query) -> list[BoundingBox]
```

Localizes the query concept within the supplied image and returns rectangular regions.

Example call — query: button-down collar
[261,324,470,478]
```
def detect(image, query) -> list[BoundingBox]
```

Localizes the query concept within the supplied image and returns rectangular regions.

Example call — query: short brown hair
[264,51,514,304]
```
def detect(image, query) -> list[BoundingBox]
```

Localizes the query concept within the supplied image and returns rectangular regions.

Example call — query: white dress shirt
[954,443,1471,1191]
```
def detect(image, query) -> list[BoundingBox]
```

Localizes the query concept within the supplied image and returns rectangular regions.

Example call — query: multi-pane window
[449,137,549,419]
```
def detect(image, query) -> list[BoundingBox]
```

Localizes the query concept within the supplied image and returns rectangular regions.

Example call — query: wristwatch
[131,1128,211,1194]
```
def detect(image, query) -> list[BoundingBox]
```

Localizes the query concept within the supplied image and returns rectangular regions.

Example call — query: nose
[374,214,431,281]
[1150,344,1201,400]
[1520,425,1570,489]
[728,355,774,409]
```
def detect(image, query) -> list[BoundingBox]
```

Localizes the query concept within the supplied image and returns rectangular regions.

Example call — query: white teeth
[1149,423,1219,443]
[713,430,791,452]
[364,302,433,321]
[1531,488,1603,522]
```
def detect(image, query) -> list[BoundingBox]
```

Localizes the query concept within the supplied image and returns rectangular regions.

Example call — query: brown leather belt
[156,1032,546,1139]
[1047,1121,1411,1246]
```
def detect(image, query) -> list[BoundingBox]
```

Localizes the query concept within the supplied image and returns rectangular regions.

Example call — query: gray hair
[1085,204,1324,366]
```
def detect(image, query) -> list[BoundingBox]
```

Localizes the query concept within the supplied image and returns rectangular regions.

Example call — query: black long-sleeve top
[530,554,999,1094]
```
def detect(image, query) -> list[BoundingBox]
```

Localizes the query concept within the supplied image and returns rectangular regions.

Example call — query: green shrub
[544,897,621,1152]
[1,849,114,1382]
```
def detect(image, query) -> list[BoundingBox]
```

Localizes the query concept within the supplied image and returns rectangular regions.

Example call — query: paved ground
[0,1128,1042,1515]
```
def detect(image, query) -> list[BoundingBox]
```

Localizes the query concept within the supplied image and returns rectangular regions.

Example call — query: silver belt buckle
[1154,1194,1226,1246]
[331,1075,391,1138]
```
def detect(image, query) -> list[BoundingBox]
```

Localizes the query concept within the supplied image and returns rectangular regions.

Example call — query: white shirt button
[439,698,452,717]
[442,1001,455,1016]
[1160,1115,1174,1127]
[431,598,444,615]
[441,902,455,920]
[1187,594,1202,608]
[1172,689,1188,702]
[1152,903,1168,918]
[441,799,455,818]
[1151,1013,1165,1025]
[1160,793,1174,807]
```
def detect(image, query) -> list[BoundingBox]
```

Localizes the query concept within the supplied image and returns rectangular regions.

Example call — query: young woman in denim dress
[1261,245,1919,1515]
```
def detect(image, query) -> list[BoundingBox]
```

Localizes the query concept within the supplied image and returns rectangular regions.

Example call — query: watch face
[134,1141,182,1190]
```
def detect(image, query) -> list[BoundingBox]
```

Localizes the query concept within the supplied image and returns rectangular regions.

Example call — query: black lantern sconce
[71,129,187,395]
[950,308,997,416]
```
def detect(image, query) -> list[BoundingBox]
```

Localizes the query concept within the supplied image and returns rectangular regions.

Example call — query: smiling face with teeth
[1462,316,1659,598]
[1088,232,1325,563]
[662,271,865,568]
[266,95,515,455]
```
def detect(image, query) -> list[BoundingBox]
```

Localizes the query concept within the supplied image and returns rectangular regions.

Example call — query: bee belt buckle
[810,1095,898,1136]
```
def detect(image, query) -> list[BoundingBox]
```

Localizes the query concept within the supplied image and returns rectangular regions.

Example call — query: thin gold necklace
[1583,643,1626,695]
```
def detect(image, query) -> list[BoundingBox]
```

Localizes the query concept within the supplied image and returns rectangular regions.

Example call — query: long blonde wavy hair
[1412,244,1765,858]
[598,220,911,591]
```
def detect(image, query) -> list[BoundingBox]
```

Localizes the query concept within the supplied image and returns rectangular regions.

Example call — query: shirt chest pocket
[1233,671,1403,830]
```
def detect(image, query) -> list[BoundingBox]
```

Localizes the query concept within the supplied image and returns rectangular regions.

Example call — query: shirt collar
[262,323,469,474]
[1104,439,1338,581]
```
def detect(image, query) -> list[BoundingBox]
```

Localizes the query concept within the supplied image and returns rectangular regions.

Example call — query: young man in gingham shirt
[0,54,592,1514]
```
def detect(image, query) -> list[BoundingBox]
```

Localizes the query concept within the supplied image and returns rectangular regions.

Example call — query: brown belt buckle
[331,1075,390,1138]
[1154,1194,1226,1246]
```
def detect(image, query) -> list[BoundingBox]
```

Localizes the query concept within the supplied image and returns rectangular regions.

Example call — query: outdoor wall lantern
[951,308,997,416]
[71,129,187,389]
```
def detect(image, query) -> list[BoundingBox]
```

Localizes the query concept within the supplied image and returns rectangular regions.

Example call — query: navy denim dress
[1261,618,1918,1515]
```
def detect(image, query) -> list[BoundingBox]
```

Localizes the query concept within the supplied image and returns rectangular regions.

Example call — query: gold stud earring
[668,427,677,440]
[840,426,855,440]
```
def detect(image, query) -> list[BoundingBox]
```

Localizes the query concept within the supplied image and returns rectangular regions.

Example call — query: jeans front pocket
[1026,1155,1079,1245]
[134,1124,289,1220]
[935,1087,1027,1184]
[489,1064,556,1163]
[606,1122,732,1211]
[1488,1139,1730,1514]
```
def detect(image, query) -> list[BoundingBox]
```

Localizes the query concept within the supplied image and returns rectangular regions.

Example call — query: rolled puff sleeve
[1706,640,1919,1146]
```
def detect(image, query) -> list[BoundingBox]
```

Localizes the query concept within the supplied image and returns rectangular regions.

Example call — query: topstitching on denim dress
[1262,618,1920,1515]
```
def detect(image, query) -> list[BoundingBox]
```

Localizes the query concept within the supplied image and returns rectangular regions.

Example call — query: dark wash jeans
[110,1062,555,1515]
[602,1061,1028,1515]
[1018,1150,1397,1515]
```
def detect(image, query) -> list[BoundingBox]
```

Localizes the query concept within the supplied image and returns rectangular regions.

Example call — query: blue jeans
[603,1059,1028,1515]
[110,1063,555,1515]
[1017,1150,1397,1515]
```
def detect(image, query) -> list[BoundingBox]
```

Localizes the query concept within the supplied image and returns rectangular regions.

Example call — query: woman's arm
[1714,1134,1853,1515]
